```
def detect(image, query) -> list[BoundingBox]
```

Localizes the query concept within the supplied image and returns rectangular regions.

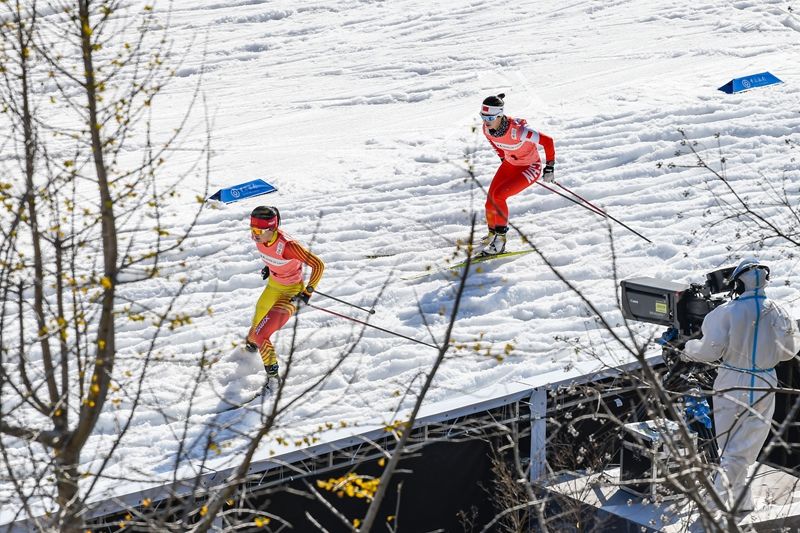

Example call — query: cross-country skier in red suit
[479,93,556,255]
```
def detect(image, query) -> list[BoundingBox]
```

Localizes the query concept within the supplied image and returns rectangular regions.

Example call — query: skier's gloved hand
[294,286,314,305]
[260,266,270,280]
[541,161,555,183]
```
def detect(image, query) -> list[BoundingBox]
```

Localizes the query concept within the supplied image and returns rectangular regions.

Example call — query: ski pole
[556,182,611,218]
[314,290,376,315]
[305,303,439,350]
[536,181,605,216]
[558,182,654,244]
[537,181,653,244]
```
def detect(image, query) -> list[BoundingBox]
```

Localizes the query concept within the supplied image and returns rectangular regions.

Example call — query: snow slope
[4,0,800,515]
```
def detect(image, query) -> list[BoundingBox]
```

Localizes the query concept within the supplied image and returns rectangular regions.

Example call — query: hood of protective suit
[738,267,769,291]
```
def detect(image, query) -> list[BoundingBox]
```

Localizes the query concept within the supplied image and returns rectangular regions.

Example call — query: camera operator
[681,257,800,513]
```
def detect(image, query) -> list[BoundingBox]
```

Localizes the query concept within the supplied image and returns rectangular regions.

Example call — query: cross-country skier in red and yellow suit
[246,206,324,378]
[479,93,556,255]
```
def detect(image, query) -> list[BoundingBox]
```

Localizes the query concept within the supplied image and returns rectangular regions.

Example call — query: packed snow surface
[3,0,800,515]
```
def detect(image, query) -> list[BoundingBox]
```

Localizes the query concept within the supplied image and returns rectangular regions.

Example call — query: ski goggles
[250,226,274,236]
[480,113,502,121]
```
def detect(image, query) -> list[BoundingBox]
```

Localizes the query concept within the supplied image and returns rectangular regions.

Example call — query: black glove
[260,266,270,280]
[542,161,555,183]
[294,285,314,305]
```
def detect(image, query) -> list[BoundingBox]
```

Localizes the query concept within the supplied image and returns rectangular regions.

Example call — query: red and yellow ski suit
[248,230,324,367]
[483,116,555,228]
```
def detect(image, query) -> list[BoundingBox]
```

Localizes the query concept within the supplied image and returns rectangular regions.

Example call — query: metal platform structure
[3,351,800,530]
[1,354,653,530]
[546,464,800,532]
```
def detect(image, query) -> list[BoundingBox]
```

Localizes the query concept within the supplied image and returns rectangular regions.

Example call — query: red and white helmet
[480,93,505,119]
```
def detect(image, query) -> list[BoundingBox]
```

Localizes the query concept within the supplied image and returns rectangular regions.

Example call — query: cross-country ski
[404,249,538,281]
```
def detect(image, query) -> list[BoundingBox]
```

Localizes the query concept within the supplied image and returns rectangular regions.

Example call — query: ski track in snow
[3,0,800,509]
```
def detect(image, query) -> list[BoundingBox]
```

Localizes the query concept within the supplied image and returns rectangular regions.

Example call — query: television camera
[619,265,737,388]
[620,266,735,348]
[618,266,736,470]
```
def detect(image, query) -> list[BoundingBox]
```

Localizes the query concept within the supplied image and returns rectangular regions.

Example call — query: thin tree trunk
[55,3,119,529]
[359,219,477,531]
[17,1,59,410]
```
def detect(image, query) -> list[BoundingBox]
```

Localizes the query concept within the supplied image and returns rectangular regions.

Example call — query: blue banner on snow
[718,71,782,94]
[208,179,277,204]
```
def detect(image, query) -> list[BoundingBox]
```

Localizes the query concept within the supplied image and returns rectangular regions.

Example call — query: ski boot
[263,344,280,381]
[480,226,507,256]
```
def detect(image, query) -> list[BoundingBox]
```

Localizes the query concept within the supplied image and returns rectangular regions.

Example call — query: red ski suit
[482,116,555,228]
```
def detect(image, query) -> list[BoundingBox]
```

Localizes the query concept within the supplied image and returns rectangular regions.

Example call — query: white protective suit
[682,264,800,511]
